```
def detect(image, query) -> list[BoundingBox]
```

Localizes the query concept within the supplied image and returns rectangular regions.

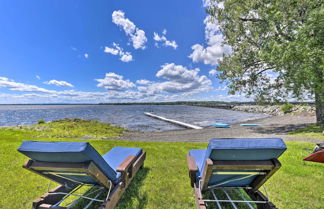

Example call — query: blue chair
[187,138,286,209]
[18,141,146,209]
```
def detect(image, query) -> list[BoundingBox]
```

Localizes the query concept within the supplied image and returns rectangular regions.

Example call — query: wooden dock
[144,112,203,129]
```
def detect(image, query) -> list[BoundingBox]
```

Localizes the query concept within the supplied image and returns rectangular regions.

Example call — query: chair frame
[23,151,146,209]
[187,154,281,209]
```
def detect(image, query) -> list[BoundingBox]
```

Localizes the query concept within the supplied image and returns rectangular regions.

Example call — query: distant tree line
[98,101,314,108]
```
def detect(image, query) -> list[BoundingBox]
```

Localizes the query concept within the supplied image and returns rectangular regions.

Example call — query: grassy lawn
[0,120,323,209]
[289,125,324,140]
[6,118,125,139]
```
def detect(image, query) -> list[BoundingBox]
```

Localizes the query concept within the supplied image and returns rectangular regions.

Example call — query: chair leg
[100,182,124,209]
[32,185,76,209]
[194,184,207,209]
[100,152,146,209]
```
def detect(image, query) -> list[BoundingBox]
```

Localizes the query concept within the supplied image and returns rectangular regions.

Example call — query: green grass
[1,118,125,139]
[0,122,323,209]
[289,125,324,140]
[281,103,294,114]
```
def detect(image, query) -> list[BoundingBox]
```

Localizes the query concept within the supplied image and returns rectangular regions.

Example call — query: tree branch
[243,61,262,69]
[255,67,275,76]
[239,17,263,22]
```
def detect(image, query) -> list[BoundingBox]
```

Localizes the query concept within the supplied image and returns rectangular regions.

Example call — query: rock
[232,105,315,116]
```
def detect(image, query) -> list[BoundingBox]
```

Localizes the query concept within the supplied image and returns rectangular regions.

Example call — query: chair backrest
[18,141,119,187]
[201,138,286,190]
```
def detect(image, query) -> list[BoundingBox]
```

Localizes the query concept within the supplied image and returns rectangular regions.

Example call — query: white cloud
[84,53,89,58]
[0,74,215,103]
[96,64,212,100]
[120,53,133,62]
[36,75,41,80]
[214,86,227,91]
[0,91,112,104]
[0,77,54,93]
[136,79,152,85]
[156,64,200,84]
[202,0,211,7]
[112,10,136,34]
[153,30,178,49]
[0,73,311,104]
[204,16,220,41]
[155,63,212,93]
[0,67,224,103]
[138,63,212,95]
[209,69,217,76]
[208,93,250,102]
[189,16,231,65]
[131,29,147,50]
[104,43,133,62]
[96,72,136,91]
[202,0,224,9]
[44,80,74,87]
[112,10,147,50]
[104,46,119,55]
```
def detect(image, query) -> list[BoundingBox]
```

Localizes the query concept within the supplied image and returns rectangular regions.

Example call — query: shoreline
[231,104,315,116]
[0,108,320,143]
[117,113,321,143]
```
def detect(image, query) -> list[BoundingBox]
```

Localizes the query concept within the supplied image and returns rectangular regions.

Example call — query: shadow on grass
[251,123,312,134]
[203,188,256,209]
[116,167,150,209]
[74,167,150,209]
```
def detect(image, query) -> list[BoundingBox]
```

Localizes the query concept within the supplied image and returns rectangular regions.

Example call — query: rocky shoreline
[231,105,315,116]
[119,114,320,143]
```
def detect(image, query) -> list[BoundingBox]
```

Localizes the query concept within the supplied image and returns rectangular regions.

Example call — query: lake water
[0,105,267,131]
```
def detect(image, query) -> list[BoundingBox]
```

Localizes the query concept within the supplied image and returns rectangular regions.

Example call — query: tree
[207,0,324,125]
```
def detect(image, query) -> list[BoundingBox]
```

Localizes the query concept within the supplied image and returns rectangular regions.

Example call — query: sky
[0,0,248,104]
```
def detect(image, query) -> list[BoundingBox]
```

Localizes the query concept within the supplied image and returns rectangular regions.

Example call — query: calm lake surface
[0,105,267,131]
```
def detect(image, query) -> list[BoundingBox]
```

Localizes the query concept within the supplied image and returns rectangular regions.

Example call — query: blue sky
[0,0,246,103]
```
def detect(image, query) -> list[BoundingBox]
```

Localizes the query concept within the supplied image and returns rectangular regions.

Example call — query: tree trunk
[314,68,324,127]
[315,91,324,126]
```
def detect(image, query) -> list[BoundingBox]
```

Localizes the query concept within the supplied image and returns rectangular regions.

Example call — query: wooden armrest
[187,153,198,187]
[116,155,137,172]
[187,154,198,172]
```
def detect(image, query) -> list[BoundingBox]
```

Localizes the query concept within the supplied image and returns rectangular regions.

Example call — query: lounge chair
[303,143,324,163]
[187,138,287,209]
[18,141,146,209]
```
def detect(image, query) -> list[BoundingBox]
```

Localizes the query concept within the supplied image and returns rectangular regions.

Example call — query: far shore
[117,113,321,143]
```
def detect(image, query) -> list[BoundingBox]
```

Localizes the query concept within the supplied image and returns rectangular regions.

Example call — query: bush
[281,103,294,114]
[37,119,45,124]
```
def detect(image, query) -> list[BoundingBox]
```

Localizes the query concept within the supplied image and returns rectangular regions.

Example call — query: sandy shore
[116,114,322,143]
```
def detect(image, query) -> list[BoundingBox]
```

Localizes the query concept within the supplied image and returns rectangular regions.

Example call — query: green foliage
[291,125,323,134]
[281,103,294,114]
[207,0,324,123]
[0,123,323,208]
[37,119,45,124]
[289,125,324,139]
[3,118,125,139]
